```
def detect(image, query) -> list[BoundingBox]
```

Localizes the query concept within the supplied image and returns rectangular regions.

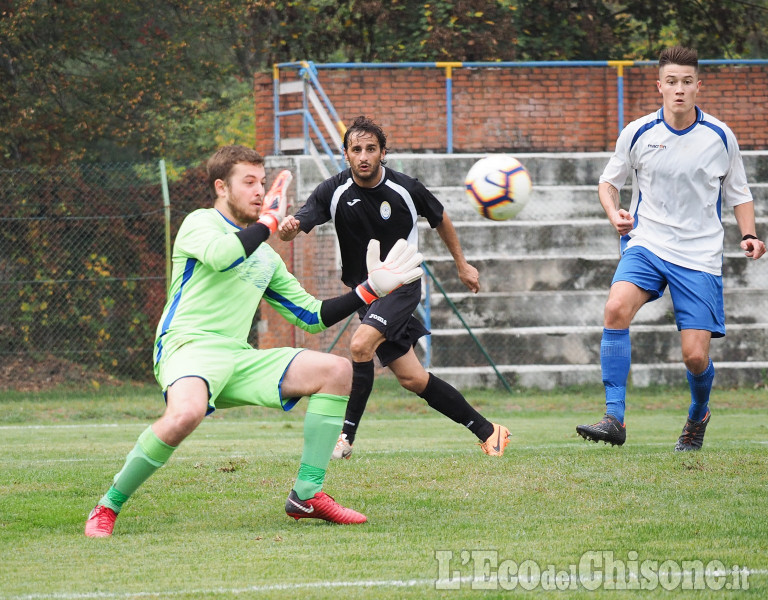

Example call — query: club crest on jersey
[380,201,392,220]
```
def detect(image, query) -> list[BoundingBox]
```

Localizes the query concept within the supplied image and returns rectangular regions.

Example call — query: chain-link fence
[1,163,207,382]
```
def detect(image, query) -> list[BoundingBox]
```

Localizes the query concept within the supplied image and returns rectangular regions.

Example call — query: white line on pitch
[0,423,122,430]
[4,569,768,600]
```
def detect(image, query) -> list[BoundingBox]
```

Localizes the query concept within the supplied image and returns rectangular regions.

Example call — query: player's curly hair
[343,116,388,164]
[206,145,264,197]
[659,46,698,72]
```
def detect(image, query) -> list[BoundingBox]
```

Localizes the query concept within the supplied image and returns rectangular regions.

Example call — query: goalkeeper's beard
[223,192,261,227]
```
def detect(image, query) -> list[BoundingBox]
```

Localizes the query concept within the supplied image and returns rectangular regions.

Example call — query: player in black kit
[279,116,510,459]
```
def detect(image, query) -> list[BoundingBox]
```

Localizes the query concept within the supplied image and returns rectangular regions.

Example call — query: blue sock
[601,328,630,423]
[687,359,714,421]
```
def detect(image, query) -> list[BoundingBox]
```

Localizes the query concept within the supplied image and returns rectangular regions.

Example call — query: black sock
[341,360,375,444]
[418,373,494,441]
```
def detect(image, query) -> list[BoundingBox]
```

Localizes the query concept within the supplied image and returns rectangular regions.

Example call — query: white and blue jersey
[600,106,753,275]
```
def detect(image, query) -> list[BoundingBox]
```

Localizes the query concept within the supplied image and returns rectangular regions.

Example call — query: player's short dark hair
[343,116,388,154]
[206,145,264,197]
[659,46,698,72]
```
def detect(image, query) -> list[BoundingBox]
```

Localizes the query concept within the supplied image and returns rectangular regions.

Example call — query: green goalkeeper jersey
[154,208,326,363]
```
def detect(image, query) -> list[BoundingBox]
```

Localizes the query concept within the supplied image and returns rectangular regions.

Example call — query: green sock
[99,426,176,513]
[293,393,347,501]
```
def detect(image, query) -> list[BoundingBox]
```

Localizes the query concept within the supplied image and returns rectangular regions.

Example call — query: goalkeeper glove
[356,239,424,304]
[258,170,292,234]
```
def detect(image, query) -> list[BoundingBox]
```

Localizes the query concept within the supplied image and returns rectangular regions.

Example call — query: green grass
[1,378,766,599]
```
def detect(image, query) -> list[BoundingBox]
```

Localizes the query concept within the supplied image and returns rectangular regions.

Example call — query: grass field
[1,377,766,599]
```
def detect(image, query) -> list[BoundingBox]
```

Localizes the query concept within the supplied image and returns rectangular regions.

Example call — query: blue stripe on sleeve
[630,119,662,150]
[264,288,320,326]
[223,257,244,271]
[700,121,728,150]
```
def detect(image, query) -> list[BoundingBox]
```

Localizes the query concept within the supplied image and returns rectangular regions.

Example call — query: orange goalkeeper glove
[258,170,292,234]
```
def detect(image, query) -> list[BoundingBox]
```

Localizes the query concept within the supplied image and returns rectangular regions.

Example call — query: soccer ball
[464,155,532,220]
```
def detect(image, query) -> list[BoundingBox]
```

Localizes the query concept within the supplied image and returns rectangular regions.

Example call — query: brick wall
[253,64,768,154]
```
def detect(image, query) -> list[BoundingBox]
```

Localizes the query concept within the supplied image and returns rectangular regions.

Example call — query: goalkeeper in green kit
[85,145,423,536]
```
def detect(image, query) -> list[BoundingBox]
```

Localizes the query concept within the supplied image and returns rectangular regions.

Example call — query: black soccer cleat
[674,410,711,452]
[576,413,626,446]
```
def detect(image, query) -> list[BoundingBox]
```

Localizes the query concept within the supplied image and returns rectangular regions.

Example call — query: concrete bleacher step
[427,323,768,367]
[430,362,768,391]
[276,152,768,219]
[420,219,768,256]
[281,150,768,186]
[425,253,768,293]
[427,289,768,329]
[431,183,768,221]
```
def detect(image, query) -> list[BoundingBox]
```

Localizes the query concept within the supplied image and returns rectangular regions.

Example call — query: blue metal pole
[272,65,280,156]
[436,63,461,154]
[300,60,347,155]
[446,75,453,154]
[608,61,634,136]
[302,79,310,154]
[617,69,625,134]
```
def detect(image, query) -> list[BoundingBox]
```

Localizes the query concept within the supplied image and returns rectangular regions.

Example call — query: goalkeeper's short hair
[206,145,264,197]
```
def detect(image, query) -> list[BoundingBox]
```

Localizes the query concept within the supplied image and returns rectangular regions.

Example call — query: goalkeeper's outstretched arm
[321,239,424,326]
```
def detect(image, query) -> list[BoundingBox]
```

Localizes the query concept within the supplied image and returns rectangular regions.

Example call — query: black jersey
[295,167,444,288]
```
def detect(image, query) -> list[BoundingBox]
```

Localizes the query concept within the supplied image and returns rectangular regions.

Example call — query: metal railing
[273,60,347,176]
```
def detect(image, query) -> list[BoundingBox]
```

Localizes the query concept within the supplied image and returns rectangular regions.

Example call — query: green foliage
[247,0,768,63]
[0,0,252,166]
[515,0,635,60]
[620,0,768,59]
[0,163,208,379]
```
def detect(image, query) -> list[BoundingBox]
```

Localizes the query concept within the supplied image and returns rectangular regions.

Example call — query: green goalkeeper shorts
[154,334,305,412]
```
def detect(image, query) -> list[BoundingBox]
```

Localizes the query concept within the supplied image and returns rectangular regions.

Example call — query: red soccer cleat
[285,489,367,524]
[84,505,117,537]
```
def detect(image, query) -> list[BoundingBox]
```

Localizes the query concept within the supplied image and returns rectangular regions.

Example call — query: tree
[618,0,768,59]
[0,0,253,166]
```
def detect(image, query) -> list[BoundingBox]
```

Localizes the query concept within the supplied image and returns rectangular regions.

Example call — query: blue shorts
[613,245,725,338]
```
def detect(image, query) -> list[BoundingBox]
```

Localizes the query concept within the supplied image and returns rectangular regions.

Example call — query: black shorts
[356,279,430,367]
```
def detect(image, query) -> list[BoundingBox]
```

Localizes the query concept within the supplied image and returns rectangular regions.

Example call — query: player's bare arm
[278,215,302,241]
[599,181,633,236]
[436,213,480,293]
[734,202,766,260]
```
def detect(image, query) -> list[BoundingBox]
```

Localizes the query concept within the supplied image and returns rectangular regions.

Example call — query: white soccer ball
[464,155,532,220]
